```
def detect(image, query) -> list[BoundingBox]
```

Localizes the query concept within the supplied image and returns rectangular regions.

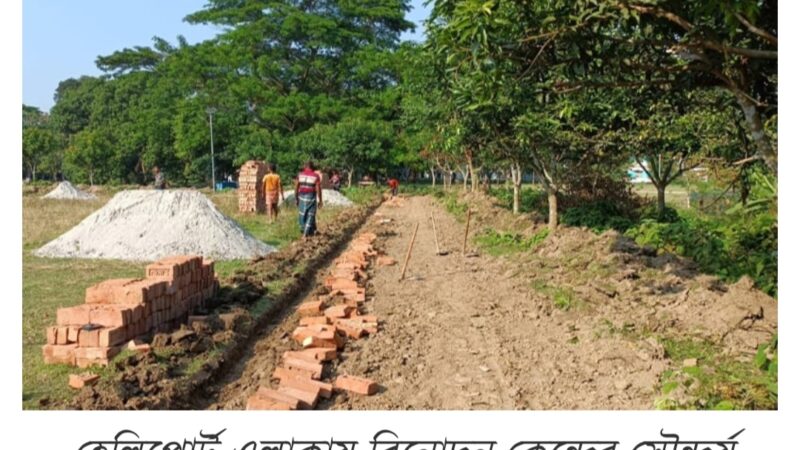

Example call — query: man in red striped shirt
[294,161,323,239]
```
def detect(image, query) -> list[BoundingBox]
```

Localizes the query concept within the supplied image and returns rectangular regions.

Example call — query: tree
[22,127,60,181]
[618,87,741,217]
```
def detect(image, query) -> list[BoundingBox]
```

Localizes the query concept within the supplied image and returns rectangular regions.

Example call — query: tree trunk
[735,93,777,174]
[510,162,522,215]
[347,168,354,188]
[547,188,558,231]
[656,184,666,218]
[89,170,94,186]
[430,167,436,188]
[32,165,37,182]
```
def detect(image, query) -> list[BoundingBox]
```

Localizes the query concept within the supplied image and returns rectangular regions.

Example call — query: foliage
[561,203,635,233]
[655,336,776,410]
[475,228,550,256]
[625,209,777,296]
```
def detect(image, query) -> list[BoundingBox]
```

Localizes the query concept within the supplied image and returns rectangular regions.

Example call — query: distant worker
[262,163,284,223]
[295,161,323,239]
[152,166,167,190]
[388,177,399,197]
[330,170,342,192]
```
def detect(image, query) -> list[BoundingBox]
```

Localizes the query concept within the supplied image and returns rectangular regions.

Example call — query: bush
[562,202,636,232]
[640,203,681,223]
[475,228,550,256]
[625,210,777,296]
[487,187,548,214]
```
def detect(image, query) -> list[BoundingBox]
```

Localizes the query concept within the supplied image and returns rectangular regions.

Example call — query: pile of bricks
[238,160,267,213]
[246,232,381,410]
[42,255,218,368]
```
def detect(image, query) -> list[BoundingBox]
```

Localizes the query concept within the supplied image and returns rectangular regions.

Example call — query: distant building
[627,163,651,184]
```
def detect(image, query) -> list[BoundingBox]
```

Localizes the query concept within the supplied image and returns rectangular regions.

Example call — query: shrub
[562,202,636,232]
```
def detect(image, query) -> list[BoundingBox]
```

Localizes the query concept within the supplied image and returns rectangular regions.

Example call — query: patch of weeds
[440,192,468,221]
[530,280,582,311]
[654,336,777,410]
[594,318,639,339]
[476,228,550,256]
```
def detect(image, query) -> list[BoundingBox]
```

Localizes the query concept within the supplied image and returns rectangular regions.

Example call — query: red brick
[292,326,335,343]
[67,326,81,343]
[46,326,58,345]
[56,326,71,345]
[324,305,353,319]
[299,316,329,326]
[56,305,91,326]
[297,300,324,317]
[285,347,337,362]
[75,346,121,368]
[78,328,100,347]
[127,340,151,354]
[255,387,301,410]
[302,336,338,349]
[99,326,128,347]
[283,357,323,380]
[335,323,366,339]
[277,385,318,409]
[68,373,100,389]
[246,394,293,411]
[377,256,397,267]
[42,344,77,365]
[272,366,316,380]
[88,305,130,327]
[279,374,332,399]
[85,279,135,304]
[334,375,378,395]
[326,278,359,292]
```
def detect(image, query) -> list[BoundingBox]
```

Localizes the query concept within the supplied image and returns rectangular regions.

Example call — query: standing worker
[152,166,167,190]
[262,163,284,223]
[387,177,399,197]
[295,161,323,239]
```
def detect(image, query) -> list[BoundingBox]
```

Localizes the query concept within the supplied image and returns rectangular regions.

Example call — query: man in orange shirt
[387,177,399,197]
[262,163,284,223]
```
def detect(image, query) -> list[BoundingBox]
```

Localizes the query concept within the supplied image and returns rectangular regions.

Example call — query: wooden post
[399,222,420,281]
[462,208,471,254]
[431,211,442,255]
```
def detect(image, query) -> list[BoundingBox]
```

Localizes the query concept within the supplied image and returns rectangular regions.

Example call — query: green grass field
[21,185,350,409]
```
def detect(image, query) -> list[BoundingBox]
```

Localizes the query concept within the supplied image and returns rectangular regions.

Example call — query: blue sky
[23,0,431,111]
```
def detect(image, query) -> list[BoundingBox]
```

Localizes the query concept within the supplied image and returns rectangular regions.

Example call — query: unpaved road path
[206,196,668,410]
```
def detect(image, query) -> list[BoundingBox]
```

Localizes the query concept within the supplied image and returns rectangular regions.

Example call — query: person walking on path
[152,166,167,190]
[387,177,399,197]
[295,161,323,239]
[262,163,284,223]
[330,170,342,192]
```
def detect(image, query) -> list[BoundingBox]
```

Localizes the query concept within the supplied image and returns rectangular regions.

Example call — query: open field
[21,184,345,409]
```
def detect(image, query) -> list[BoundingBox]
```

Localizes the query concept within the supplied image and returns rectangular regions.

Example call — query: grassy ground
[21,184,366,409]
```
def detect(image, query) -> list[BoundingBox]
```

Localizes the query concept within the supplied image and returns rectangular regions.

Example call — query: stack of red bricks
[238,160,267,213]
[42,255,218,368]
[246,232,381,410]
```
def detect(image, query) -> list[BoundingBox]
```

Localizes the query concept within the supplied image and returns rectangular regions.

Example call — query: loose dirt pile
[280,190,354,207]
[35,189,275,261]
[41,181,97,201]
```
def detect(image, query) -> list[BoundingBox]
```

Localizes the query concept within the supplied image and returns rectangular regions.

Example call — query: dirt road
[205,196,675,409]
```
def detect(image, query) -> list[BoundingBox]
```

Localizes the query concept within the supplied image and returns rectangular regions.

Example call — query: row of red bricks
[246,232,389,410]
[42,255,218,368]
[238,160,267,213]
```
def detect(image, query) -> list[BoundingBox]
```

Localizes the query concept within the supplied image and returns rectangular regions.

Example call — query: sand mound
[279,189,354,207]
[35,189,275,261]
[41,181,97,200]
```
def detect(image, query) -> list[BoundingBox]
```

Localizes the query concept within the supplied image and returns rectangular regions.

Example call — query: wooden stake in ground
[399,222,420,281]
[430,212,447,256]
[462,208,472,254]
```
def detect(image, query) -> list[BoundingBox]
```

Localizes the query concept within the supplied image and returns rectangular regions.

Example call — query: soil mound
[279,189,354,207]
[41,181,97,200]
[35,189,275,261]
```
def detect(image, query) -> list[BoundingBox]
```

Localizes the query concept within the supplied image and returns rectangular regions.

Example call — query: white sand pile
[279,189,354,207]
[41,181,97,200]
[35,189,275,261]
